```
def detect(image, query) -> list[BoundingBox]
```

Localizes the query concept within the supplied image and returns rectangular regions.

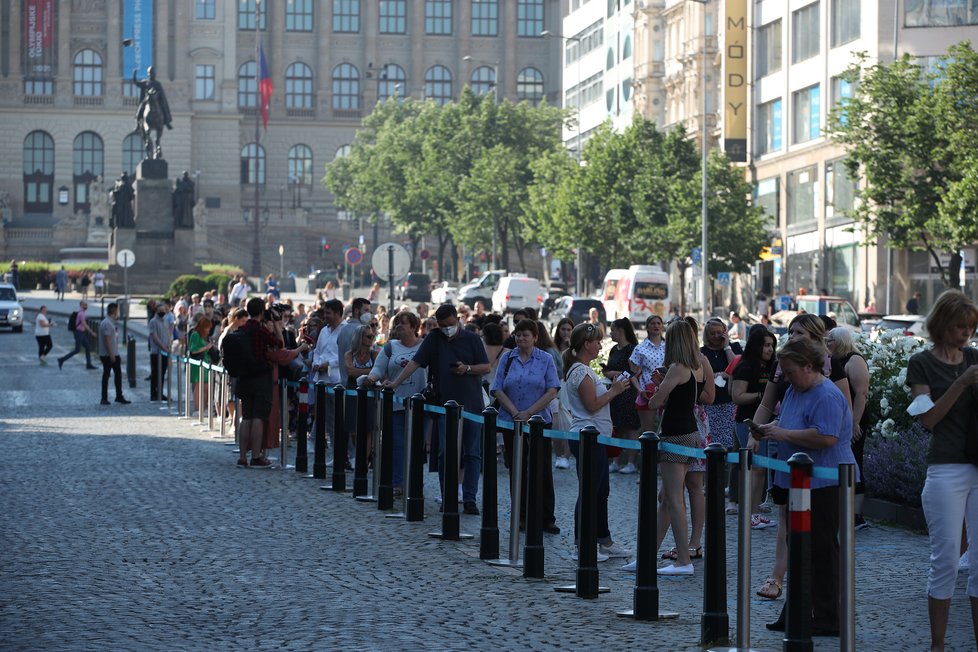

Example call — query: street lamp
[278,244,284,280]
[688,0,710,325]
[463,55,500,267]
[541,29,585,295]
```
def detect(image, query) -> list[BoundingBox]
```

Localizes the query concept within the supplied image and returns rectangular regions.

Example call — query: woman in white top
[35,306,54,365]
[562,322,632,559]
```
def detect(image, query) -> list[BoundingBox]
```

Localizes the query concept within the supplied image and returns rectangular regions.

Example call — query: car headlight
[10,308,21,317]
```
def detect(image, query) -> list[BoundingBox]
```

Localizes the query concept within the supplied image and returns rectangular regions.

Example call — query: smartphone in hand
[743,419,764,435]
[618,370,632,382]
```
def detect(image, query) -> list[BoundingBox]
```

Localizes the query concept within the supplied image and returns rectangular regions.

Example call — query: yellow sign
[724,0,748,162]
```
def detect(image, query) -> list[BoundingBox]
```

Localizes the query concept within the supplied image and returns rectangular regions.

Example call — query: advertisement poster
[123,0,155,77]
[23,0,55,77]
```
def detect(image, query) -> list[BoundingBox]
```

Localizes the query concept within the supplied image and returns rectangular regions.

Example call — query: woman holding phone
[606,318,640,474]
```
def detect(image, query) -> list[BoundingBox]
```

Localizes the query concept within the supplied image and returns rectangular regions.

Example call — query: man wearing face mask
[310,299,345,457]
[149,303,170,401]
[335,298,373,457]
[385,303,490,514]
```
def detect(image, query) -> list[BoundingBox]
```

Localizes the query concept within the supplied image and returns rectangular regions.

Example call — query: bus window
[634,282,668,301]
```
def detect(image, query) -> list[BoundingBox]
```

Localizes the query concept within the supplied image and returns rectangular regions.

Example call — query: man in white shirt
[229,276,250,307]
[309,299,344,455]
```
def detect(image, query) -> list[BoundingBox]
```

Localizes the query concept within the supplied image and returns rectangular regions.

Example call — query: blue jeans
[436,413,482,503]
[60,330,92,366]
[569,440,612,545]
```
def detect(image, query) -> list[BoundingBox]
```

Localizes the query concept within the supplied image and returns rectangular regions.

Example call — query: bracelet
[759,403,772,412]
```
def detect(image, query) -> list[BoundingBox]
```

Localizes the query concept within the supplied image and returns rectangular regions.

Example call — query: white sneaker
[618,463,637,475]
[621,559,637,572]
[657,563,694,576]
[599,542,632,558]
[608,461,621,473]
[751,514,773,530]
[554,456,571,470]
[961,551,970,570]
[571,547,610,563]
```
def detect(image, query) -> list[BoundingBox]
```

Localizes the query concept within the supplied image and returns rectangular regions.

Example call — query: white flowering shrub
[862,329,929,439]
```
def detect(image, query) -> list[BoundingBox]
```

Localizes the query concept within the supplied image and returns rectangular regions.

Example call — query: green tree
[827,42,978,287]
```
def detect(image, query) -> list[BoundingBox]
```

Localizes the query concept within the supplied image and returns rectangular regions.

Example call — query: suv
[307,269,341,293]
[457,269,507,308]
[396,273,431,302]
[794,295,861,331]
[875,314,928,339]
[0,283,24,332]
[548,297,606,327]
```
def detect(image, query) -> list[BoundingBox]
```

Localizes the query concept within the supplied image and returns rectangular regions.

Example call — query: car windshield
[0,288,16,301]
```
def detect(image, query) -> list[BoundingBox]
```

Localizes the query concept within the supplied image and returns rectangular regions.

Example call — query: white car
[0,283,24,332]
[874,314,928,339]
[430,282,458,305]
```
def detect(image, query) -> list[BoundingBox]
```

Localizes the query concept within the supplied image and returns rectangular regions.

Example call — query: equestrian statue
[132,66,173,160]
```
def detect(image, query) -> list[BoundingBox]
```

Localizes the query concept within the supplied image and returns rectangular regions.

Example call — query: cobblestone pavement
[1,303,975,650]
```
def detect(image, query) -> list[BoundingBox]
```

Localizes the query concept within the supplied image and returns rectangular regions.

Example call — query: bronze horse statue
[132,67,173,160]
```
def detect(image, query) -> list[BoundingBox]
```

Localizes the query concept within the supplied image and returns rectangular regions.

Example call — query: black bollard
[294,377,309,473]
[353,386,370,498]
[405,394,426,522]
[785,452,814,652]
[311,381,328,479]
[429,401,473,540]
[327,384,348,492]
[479,407,500,560]
[701,443,730,647]
[126,335,137,388]
[377,388,395,510]
[523,415,546,579]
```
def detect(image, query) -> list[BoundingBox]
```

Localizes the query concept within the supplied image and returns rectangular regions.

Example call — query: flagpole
[251,0,262,278]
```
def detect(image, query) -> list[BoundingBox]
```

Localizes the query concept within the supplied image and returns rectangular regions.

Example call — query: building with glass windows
[1,0,563,278]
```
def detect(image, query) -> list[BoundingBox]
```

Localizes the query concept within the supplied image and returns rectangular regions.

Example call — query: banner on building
[23,0,56,77]
[123,0,155,77]
[723,0,748,162]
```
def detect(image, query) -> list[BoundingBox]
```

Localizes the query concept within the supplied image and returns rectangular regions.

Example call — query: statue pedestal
[137,159,168,181]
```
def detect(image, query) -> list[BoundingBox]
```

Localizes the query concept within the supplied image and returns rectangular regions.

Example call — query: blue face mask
[440,325,458,338]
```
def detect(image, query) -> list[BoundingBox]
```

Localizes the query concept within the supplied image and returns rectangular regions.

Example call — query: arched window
[606,48,615,70]
[517,67,544,103]
[122,133,143,176]
[288,144,314,186]
[424,65,452,105]
[73,132,104,212]
[332,63,360,110]
[622,78,632,101]
[285,62,314,109]
[378,64,407,102]
[73,49,103,96]
[623,35,632,59]
[238,61,257,108]
[23,131,54,213]
[241,143,265,185]
[470,66,495,96]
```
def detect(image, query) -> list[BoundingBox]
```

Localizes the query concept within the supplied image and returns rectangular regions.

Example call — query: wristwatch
[466,365,472,374]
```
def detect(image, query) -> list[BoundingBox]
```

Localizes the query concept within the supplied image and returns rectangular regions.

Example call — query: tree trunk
[676,261,690,315]
[435,228,450,282]
[510,221,527,273]
[498,222,510,271]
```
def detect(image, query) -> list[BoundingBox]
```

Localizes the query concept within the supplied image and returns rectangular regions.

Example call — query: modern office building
[1,0,564,280]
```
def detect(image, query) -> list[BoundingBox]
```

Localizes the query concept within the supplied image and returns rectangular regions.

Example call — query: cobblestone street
[1,306,975,650]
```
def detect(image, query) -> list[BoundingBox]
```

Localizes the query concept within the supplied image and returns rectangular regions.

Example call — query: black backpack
[220,328,269,379]
[67,311,78,332]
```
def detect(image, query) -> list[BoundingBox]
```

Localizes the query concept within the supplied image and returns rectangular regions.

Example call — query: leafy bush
[862,330,928,438]
[0,261,105,289]
[168,275,210,298]
[200,263,245,277]
[202,273,232,294]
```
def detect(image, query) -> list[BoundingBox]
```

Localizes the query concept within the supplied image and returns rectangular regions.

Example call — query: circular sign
[346,247,363,266]
[116,249,136,268]
[371,242,411,282]
[419,248,431,261]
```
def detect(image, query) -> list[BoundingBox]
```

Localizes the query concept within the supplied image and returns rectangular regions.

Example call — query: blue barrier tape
[596,434,641,450]
[543,428,579,441]
[658,441,840,481]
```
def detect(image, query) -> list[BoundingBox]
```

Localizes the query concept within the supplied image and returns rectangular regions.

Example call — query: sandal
[756,577,783,600]
[661,548,678,560]
[688,546,703,559]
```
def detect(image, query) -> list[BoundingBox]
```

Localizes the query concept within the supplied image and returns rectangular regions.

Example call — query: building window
[122,134,142,176]
[756,98,782,155]
[23,131,54,214]
[622,78,632,102]
[792,84,820,144]
[906,0,978,27]
[825,158,858,219]
[238,61,257,108]
[425,0,452,34]
[517,67,544,103]
[622,35,632,60]
[565,72,603,111]
[831,0,860,46]
[24,78,54,95]
[756,20,782,79]
[286,62,314,109]
[424,65,453,105]
[378,64,407,101]
[241,143,266,185]
[195,64,215,100]
[73,49,103,96]
[333,0,360,32]
[73,132,104,213]
[380,0,407,33]
[754,176,779,229]
[195,0,215,19]
[786,165,817,226]
[470,66,495,96]
[517,0,544,36]
[830,75,856,125]
[472,0,498,36]
[238,0,267,30]
[565,20,604,66]
[286,0,314,31]
[289,145,314,186]
[332,63,360,110]
[792,3,820,63]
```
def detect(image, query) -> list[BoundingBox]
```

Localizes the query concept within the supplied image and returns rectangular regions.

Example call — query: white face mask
[441,325,458,338]
[359,312,373,325]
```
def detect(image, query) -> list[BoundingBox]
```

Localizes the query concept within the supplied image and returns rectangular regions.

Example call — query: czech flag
[258,43,273,129]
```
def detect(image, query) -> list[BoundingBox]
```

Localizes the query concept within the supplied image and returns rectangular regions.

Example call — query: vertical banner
[723,0,748,162]
[123,0,155,76]
[23,0,56,77]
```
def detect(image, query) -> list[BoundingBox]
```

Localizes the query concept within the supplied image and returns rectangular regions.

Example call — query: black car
[307,269,341,293]
[396,273,432,302]
[541,283,569,318]
[548,296,606,327]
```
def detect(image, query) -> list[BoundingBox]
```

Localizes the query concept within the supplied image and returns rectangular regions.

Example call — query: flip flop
[688,546,703,559]
[756,577,783,600]
[661,548,678,560]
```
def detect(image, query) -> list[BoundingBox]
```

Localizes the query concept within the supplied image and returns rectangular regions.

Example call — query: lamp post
[463,55,500,268]
[541,30,584,295]
[689,0,710,325]
[251,0,263,278]
[278,244,284,280]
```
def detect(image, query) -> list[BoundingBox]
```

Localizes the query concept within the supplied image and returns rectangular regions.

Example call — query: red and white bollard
[785,452,814,652]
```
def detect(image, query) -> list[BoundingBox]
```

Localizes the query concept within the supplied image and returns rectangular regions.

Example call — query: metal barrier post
[839,463,856,652]
[785,452,814,652]
[279,378,289,468]
[352,387,371,499]
[325,384,349,492]
[176,355,186,419]
[479,407,500,560]
[405,394,426,522]
[126,335,136,388]
[368,390,382,501]
[429,401,472,540]
[206,362,216,432]
[192,361,205,427]
[701,443,730,647]
[218,371,228,438]
[309,381,327,479]
[294,377,309,473]
[162,352,173,411]
[182,355,192,419]
[377,388,395,510]
[151,350,162,403]
[488,420,524,567]
[523,416,546,579]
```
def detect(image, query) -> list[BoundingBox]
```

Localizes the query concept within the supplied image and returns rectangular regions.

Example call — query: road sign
[717,272,731,287]
[419,249,431,261]
[116,249,136,268]
[371,242,410,282]
[346,248,363,266]
[692,247,702,266]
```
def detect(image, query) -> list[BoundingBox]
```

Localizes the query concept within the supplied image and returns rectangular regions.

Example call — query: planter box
[864,496,927,532]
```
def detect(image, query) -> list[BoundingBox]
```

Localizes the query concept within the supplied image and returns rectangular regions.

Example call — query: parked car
[457,269,507,308]
[874,314,928,339]
[307,269,342,294]
[541,282,568,318]
[430,282,458,305]
[396,273,432,302]
[548,296,606,328]
[794,295,862,331]
[0,283,24,332]
[491,275,544,314]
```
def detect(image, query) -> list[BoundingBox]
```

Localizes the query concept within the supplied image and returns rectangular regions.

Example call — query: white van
[601,269,628,321]
[614,265,671,327]
[491,275,544,314]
